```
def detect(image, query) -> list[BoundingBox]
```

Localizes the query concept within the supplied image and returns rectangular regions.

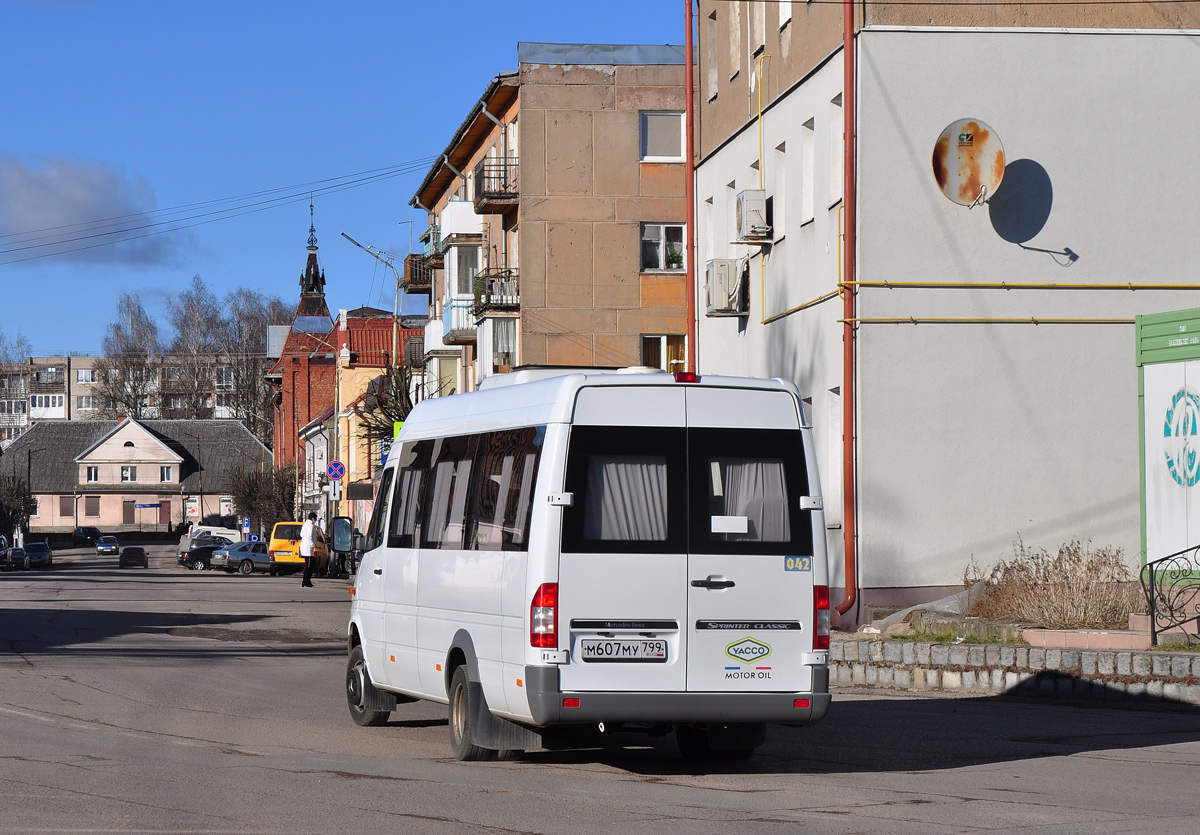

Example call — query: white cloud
[0,155,196,267]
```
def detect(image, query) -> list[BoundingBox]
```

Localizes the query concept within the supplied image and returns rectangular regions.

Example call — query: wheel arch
[444,629,480,695]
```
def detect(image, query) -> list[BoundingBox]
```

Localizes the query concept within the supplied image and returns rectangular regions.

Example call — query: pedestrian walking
[300,511,323,588]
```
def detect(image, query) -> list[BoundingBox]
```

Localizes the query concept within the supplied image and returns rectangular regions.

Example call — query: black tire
[238,560,254,575]
[346,646,389,727]
[676,725,715,761]
[448,665,492,761]
[189,559,203,571]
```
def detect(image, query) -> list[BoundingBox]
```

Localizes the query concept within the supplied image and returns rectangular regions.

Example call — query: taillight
[673,371,700,383]
[530,583,558,648]
[814,584,831,650]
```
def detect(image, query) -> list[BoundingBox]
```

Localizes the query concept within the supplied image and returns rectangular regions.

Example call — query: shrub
[967,539,1140,629]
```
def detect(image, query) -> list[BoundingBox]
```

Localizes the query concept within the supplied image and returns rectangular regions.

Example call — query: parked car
[211,540,271,575]
[176,538,231,571]
[0,534,8,565]
[96,536,120,556]
[5,546,27,571]
[72,526,102,547]
[177,525,241,557]
[268,522,329,575]
[118,546,148,568]
[24,542,53,569]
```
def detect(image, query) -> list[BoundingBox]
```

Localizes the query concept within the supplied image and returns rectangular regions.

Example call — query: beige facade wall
[518,61,688,368]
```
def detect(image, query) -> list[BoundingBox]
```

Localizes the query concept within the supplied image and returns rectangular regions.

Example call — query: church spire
[307,197,318,250]
[300,198,326,296]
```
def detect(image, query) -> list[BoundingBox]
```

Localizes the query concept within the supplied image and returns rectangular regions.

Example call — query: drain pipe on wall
[838,0,859,619]
[685,0,697,373]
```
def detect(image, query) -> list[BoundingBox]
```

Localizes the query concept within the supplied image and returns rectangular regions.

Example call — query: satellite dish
[932,118,1005,207]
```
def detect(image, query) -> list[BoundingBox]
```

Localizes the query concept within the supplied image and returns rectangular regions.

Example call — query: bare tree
[0,475,36,542]
[355,365,416,461]
[216,288,288,449]
[96,294,162,419]
[165,275,222,419]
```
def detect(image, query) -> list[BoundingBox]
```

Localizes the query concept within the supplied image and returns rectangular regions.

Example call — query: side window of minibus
[362,468,395,552]
[466,426,545,552]
[387,441,431,549]
[421,435,477,549]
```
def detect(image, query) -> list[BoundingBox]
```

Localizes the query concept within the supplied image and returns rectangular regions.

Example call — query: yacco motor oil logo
[1165,388,1200,488]
[724,638,773,679]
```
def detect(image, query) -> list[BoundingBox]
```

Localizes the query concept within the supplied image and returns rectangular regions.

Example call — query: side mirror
[331,516,354,553]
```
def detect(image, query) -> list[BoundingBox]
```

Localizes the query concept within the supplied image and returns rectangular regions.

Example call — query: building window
[0,400,26,414]
[640,112,685,162]
[121,466,137,483]
[59,495,73,517]
[165,395,184,410]
[160,466,172,483]
[76,368,96,383]
[640,223,686,272]
[492,318,517,374]
[455,247,479,295]
[215,367,234,390]
[77,395,97,411]
[85,496,100,517]
[641,335,686,371]
[32,367,63,384]
[30,497,39,517]
[216,392,234,408]
[86,466,99,483]
[30,395,64,409]
[706,12,719,101]
[161,366,181,382]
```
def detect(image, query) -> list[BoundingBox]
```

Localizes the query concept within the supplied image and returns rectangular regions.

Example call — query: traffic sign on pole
[327,461,346,481]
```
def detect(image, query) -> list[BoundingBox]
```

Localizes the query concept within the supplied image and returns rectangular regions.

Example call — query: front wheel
[448,666,492,761]
[346,646,389,727]
[189,559,204,571]
[238,560,254,575]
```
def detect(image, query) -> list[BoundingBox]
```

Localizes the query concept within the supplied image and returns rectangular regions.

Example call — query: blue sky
[0,0,686,355]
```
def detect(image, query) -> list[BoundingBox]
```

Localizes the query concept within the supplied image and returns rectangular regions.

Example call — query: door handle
[691,576,735,589]
[373,568,382,575]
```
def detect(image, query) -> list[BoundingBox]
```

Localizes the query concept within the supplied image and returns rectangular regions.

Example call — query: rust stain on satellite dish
[932,119,1005,206]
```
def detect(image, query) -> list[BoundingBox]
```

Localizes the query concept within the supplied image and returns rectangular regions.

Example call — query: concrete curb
[830,638,1200,704]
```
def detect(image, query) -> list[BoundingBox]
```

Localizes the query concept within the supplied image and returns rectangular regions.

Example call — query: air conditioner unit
[705,259,743,317]
[736,189,771,240]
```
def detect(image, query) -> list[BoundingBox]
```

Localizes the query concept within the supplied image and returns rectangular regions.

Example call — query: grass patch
[887,631,1005,645]
[1149,641,1200,652]
[966,539,1139,630]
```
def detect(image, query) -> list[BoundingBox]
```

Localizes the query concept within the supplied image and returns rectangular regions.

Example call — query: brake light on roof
[530,582,558,648]
[673,371,700,383]
[814,584,831,651]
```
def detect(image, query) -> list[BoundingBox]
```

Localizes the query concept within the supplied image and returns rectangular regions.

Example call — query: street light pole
[342,232,402,368]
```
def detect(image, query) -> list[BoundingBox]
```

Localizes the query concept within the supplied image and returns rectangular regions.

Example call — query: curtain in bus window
[711,458,789,541]
[468,427,543,551]
[584,455,668,541]
[363,469,394,551]
[387,468,423,548]
[423,436,475,548]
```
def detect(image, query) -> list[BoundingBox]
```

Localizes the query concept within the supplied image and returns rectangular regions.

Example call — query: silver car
[211,541,271,575]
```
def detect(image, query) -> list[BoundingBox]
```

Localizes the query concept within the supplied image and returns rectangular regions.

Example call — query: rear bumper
[523,665,831,727]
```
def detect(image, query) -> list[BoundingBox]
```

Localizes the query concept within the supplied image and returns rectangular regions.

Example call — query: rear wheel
[189,559,204,571]
[448,665,492,761]
[238,560,254,575]
[346,646,389,727]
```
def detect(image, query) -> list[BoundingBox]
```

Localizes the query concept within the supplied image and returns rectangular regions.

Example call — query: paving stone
[912,667,926,689]
[1000,646,1016,667]
[902,642,916,665]
[1015,646,1029,668]
[1193,656,1200,678]
[942,671,961,690]
[878,667,895,687]
[1107,681,1126,697]
[866,665,879,685]
[1046,649,1062,671]
[960,670,977,690]
[1018,672,1037,692]
[1081,651,1098,677]
[1074,678,1092,697]
[931,645,949,666]
[1029,648,1046,671]
[852,663,866,685]
[858,641,871,663]
[1172,655,1191,679]
[1147,680,1165,698]
[991,669,1005,692]
[968,646,985,667]
[949,646,969,666]
[1004,671,1019,691]
[985,645,1001,666]
[883,642,903,663]
[869,642,885,663]
[1098,652,1116,676]
[916,643,931,666]
[1183,685,1200,705]
[829,643,844,662]
[1132,654,1153,676]
[1056,677,1073,697]
[1116,652,1132,676]
[1152,655,1171,677]
[1092,681,1109,699]
[1061,650,1081,672]
[1128,682,1146,696]
[894,668,912,688]
[1164,682,1182,702]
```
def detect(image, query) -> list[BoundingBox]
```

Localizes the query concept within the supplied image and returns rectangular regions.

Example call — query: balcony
[421,225,443,268]
[404,334,425,367]
[442,297,477,345]
[473,269,520,319]
[473,157,519,214]
[404,253,432,291]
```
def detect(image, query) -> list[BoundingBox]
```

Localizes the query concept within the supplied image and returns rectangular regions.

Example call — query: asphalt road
[3,545,1200,834]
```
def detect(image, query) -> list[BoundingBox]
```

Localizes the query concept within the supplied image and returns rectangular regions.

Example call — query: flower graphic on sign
[1164,388,1200,488]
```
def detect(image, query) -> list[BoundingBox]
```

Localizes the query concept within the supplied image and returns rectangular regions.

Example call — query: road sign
[134,503,161,509]
[327,461,346,481]
[248,534,260,542]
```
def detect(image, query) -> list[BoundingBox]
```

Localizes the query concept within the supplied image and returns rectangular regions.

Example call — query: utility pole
[342,233,403,368]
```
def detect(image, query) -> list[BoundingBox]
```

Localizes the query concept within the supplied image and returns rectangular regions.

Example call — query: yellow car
[268,521,329,574]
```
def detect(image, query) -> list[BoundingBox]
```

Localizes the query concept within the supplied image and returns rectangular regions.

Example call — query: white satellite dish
[932,118,1005,207]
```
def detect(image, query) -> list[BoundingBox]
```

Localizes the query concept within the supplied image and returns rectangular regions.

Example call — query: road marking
[0,707,54,723]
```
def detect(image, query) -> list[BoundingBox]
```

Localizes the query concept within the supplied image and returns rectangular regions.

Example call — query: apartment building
[408,42,691,394]
[694,2,1200,619]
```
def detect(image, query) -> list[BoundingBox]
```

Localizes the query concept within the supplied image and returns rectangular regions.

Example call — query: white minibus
[345,368,831,760]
